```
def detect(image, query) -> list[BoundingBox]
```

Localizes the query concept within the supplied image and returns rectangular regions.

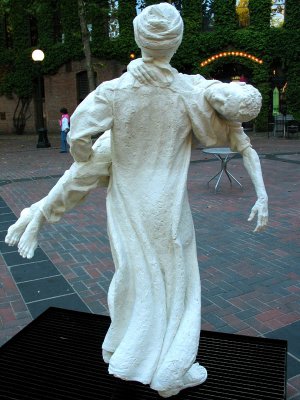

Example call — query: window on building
[236,0,250,28]
[77,71,89,104]
[203,0,214,31]
[270,0,285,28]
[76,71,97,104]
[108,0,119,38]
[87,23,93,41]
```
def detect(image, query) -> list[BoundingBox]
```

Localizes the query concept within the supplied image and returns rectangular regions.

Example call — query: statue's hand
[132,64,157,84]
[128,58,157,84]
[248,197,268,232]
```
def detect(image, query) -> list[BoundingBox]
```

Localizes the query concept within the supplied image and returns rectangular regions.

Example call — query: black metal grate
[0,307,287,400]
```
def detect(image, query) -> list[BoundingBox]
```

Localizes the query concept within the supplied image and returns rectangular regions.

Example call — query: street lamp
[32,49,51,148]
[32,49,45,62]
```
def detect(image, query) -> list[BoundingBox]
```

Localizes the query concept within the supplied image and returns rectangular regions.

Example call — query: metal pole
[36,65,44,129]
[35,62,51,148]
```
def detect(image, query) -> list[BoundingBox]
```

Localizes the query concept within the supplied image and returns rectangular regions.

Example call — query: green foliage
[0,0,299,132]
[118,0,136,37]
[285,0,300,30]
[248,0,272,29]
[61,0,82,53]
[0,0,34,97]
[213,0,237,31]
[10,0,30,49]
[34,0,56,48]
[286,62,300,121]
[0,12,6,49]
[182,0,202,33]
[254,82,269,131]
[88,0,110,45]
[144,0,165,5]
[283,17,299,128]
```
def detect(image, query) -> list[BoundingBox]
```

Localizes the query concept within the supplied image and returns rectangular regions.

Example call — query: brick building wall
[0,95,36,135]
[0,58,125,135]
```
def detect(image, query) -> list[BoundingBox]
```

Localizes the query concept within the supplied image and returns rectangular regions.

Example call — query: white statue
[5,3,268,397]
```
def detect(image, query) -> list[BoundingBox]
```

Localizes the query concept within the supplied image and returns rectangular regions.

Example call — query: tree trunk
[78,0,96,92]
[13,97,32,135]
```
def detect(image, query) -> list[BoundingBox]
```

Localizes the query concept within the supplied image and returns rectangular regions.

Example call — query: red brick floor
[1,132,300,399]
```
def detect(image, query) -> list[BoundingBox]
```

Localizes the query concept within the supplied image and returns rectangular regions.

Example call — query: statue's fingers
[134,68,145,82]
[134,70,146,84]
[19,248,26,258]
[261,216,268,229]
[26,250,34,259]
[253,215,268,233]
[248,208,257,221]
[140,68,155,82]
[256,224,267,233]
[253,223,264,233]
[144,69,156,81]
[136,66,153,83]
[253,224,260,233]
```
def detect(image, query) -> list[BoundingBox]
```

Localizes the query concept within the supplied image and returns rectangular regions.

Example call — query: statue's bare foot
[102,349,113,364]
[158,363,207,398]
[5,208,32,247]
[18,211,45,259]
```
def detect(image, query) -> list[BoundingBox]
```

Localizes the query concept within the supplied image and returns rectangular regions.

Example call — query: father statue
[6,3,268,398]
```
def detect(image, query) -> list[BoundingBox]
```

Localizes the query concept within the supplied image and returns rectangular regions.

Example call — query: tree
[0,0,299,133]
[0,0,34,134]
[78,0,96,91]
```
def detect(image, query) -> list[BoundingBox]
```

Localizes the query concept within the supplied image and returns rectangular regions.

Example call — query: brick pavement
[0,132,300,399]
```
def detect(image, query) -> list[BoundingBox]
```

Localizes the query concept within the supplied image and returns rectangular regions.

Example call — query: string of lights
[200,51,263,67]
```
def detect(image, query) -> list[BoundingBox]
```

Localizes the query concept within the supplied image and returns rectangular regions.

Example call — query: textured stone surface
[0,133,300,398]
[1,3,295,396]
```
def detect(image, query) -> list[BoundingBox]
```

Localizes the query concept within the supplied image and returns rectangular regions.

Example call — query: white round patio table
[202,147,243,193]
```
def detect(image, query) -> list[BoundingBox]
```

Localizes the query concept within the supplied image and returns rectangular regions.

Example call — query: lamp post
[32,49,51,148]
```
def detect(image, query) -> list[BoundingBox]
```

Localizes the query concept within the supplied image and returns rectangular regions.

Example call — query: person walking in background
[59,107,70,153]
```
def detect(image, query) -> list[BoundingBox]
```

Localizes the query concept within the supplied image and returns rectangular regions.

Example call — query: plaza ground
[0,131,299,399]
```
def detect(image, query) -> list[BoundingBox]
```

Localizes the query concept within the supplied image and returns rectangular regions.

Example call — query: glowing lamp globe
[32,49,45,62]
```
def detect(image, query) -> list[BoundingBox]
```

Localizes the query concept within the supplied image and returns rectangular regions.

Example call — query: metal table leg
[207,154,243,192]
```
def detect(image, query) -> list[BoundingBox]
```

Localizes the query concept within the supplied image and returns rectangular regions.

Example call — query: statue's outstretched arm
[240,146,268,232]
[203,82,268,232]
[5,132,112,259]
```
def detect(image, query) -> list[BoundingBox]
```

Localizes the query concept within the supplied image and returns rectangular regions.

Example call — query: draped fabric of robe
[68,61,250,391]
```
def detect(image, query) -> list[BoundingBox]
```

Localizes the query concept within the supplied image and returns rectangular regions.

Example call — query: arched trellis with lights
[200,51,263,68]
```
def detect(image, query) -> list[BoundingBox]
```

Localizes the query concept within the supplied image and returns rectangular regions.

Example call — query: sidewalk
[1,132,300,399]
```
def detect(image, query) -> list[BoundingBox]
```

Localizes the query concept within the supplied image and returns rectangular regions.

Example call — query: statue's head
[133,3,183,62]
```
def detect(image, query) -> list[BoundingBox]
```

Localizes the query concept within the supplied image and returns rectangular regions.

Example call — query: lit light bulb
[32,49,45,62]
